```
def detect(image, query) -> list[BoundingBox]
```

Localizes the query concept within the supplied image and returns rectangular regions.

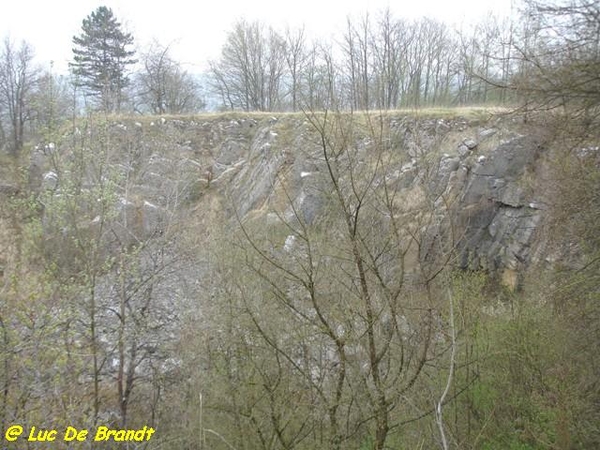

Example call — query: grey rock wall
[29,114,545,289]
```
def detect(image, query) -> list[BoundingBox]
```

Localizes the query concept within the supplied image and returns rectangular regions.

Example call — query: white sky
[0,0,515,73]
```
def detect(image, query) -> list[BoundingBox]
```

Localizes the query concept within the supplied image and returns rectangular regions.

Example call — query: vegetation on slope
[0,0,599,449]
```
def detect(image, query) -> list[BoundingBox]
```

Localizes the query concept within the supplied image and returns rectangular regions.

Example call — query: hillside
[25,109,546,282]
[0,109,598,449]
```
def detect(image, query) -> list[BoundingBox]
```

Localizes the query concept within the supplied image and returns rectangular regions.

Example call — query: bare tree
[0,37,37,154]
[371,9,404,109]
[31,117,186,430]
[302,43,341,110]
[136,42,205,114]
[29,65,72,136]
[283,26,308,111]
[191,108,463,450]
[210,20,286,111]
[341,14,374,110]
[512,0,600,119]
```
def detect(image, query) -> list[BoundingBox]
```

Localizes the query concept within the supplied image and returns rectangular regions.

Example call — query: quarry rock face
[454,136,544,288]
[29,114,546,288]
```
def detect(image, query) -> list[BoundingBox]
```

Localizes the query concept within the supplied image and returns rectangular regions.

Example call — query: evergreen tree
[70,6,136,112]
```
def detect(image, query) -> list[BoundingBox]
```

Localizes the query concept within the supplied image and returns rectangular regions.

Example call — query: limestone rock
[42,171,58,190]
[27,115,548,297]
[463,138,478,150]
[457,144,471,158]
[455,135,543,283]
[479,128,497,140]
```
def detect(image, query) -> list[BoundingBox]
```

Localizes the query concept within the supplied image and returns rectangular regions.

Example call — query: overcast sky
[1,0,515,73]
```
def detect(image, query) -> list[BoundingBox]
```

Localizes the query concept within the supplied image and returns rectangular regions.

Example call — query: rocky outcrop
[454,136,544,289]
[29,113,545,288]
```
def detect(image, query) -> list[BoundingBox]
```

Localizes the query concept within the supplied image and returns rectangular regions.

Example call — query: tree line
[0,6,205,155]
[210,11,520,112]
[1,1,582,155]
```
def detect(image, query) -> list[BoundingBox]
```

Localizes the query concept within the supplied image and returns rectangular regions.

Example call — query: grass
[0,150,30,188]
[89,105,514,125]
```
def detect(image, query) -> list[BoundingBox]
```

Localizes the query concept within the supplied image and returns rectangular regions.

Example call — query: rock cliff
[29,111,547,289]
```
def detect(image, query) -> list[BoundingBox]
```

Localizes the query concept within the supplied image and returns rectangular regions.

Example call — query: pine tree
[70,6,136,112]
